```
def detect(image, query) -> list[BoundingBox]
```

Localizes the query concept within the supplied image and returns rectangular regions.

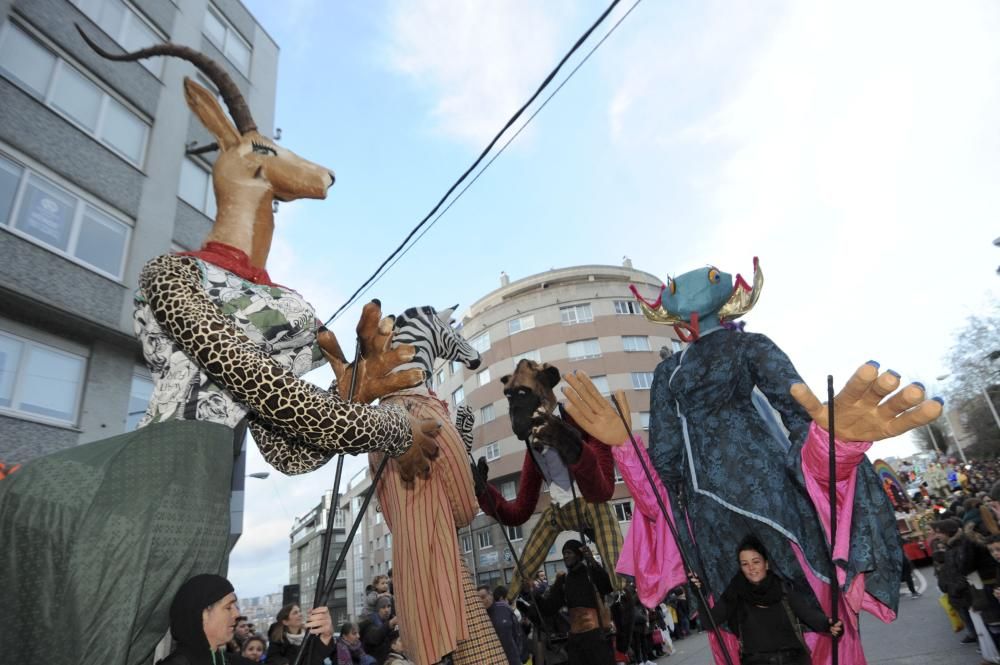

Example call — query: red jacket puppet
[475,360,623,600]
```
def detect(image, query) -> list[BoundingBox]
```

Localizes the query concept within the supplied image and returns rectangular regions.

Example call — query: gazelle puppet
[0,29,439,665]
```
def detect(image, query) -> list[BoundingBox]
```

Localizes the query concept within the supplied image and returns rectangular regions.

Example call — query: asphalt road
[649,565,988,665]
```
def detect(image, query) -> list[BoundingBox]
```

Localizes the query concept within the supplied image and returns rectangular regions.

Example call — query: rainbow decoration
[873,459,907,504]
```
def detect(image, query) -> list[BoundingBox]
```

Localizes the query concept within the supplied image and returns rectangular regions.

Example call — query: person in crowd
[667,587,690,640]
[364,575,392,620]
[692,536,842,665]
[241,635,267,663]
[901,552,921,599]
[478,584,523,665]
[535,540,615,665]
[360,596,399,664]
[227,616,252,654]
[383,634,417,665]
[267,604,309,665]
[336,622,375,665]
[533,570,549,594]
[610,583,636,662]
[156,575,333,665]
[631,601,655,665]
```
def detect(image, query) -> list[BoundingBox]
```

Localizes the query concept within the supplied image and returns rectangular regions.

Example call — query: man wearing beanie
[534,540,614,665]
[158,574,334,665]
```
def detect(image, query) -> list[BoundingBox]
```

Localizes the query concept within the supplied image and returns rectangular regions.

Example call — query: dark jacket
[708,575,828,657]
[359,614,397,664]
[487,600,524,665]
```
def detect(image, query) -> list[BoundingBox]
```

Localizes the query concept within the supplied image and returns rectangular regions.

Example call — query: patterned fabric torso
[133,259,323,429]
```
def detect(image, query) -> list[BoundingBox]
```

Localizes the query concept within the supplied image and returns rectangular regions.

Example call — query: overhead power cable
[330,0,644,318]
[324,0,638,326]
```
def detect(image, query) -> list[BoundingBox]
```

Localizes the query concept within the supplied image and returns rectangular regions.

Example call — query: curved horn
[75,24,257,134]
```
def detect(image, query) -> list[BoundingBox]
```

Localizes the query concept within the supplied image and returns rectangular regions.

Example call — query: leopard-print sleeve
[139,254,412,459]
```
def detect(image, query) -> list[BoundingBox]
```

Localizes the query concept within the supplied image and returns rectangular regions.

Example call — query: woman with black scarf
[693,536,842,665]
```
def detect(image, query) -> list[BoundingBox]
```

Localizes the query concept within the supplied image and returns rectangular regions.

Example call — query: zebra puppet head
[391,305,481,389]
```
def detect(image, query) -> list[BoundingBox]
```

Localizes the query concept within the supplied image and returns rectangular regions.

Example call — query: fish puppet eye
[707,268,721,284]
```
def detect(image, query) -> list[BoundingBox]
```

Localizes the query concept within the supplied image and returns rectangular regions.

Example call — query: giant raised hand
[790,361,943,442]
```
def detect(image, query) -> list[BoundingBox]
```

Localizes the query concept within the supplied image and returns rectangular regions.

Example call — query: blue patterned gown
[648,327,901,616]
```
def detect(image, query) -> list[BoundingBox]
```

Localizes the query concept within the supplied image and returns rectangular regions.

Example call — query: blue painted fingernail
[932,396,944,405]
[912,381,925,390]
[866,360,880,368]
[886,369,900,378]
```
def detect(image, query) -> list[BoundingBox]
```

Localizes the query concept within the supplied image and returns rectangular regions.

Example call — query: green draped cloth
[0,420,236,665]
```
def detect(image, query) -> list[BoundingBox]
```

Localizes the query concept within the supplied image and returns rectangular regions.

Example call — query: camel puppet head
[76,26,335,270]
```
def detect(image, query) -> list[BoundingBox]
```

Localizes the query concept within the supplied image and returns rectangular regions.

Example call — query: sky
[228,0,1000,599]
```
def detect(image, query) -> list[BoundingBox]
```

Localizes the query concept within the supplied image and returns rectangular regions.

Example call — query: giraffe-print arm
[139,254,412,458]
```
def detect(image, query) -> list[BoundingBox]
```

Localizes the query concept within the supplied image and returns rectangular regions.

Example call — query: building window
[375,510,382,525]
[508,315,535,335]
[622,335,651,352]
[560,303,593,325]
[71,0,164,77]
[671,339,684,353]
[614,500,634,522]
[126,371,153,431]
[513,350,540,365]
[477,368,491,387]
[567,338,601,360]
[178,158,217,218]
[0,23,150,166]
[640,411,650,430]
[590,375,610,395]
[451,360,463,375]
[506,525,523,541]
[385,534,391,550]
[462,535,473,553]
[631,372,654,390]
[480,403,495,424]
[471,332,490,354]
[452,386,465,409]
[0,153,132,280]
[203,4,252,75]
[614,300,642,315]
[614,466,624,483]
[478,530,493,549]
[485,442,501,461]
[500,480,516,500]
[434,369,445,387]
[333,509,345,528]
[0,329,86,425]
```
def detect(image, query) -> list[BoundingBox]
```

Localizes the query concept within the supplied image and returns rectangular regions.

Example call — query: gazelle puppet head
[76,27,335,269]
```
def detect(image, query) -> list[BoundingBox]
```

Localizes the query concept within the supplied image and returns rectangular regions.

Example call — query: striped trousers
[507,497,624,600]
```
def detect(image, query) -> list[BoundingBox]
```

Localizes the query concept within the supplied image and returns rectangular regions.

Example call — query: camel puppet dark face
[501,360,561,443]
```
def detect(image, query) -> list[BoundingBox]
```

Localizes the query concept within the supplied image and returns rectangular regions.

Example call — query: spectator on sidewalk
[478,584,523,665]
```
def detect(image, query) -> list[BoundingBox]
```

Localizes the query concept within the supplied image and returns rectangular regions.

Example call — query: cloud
[383,1,572,146]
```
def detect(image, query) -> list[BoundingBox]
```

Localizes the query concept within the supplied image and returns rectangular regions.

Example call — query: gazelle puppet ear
[183,77,242,151]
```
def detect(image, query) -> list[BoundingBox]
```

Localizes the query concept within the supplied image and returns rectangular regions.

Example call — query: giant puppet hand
[317,300,425,404]
[790,361,943,442]
[396,415,442,482]
[561,371,632,446]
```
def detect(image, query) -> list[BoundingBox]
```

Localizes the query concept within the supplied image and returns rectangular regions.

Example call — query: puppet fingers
[875,382,927,420]
[885,399,944,438]
[835,362,881,406]
[791,383,826,424]
[611,390,632,421]
[562,371,608,416]
[859,370,901,408]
